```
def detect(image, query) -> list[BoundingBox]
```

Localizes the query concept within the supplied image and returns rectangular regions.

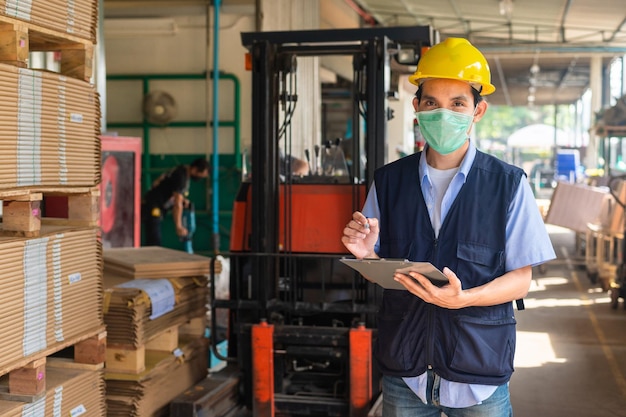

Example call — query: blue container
[556,150,580,182]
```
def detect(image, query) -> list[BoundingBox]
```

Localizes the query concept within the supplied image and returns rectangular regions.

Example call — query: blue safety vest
[373,150,523,385]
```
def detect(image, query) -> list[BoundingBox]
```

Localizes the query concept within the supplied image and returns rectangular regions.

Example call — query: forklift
[211,26,435,417]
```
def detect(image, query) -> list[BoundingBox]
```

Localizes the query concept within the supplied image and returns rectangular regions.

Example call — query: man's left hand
[394,267,469,309]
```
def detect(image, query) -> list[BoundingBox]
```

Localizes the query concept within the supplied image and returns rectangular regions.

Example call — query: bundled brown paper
[105,337,208,417]
[103,246,217,279]
[0,64,100,189]
[0,225,104,375]
[0,0,98,42]
[104,274,208,347]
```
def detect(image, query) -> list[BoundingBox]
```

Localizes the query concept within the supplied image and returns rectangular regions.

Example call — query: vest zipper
[428,238,438,370]
[432,238,439,263]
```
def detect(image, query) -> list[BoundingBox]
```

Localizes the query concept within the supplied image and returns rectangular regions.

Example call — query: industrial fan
[143,90,178,125]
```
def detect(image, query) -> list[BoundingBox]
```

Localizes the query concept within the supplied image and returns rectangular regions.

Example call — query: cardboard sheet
[0,366,105,416]
[103,246,216,279]
[545,181,613,233]
[103,274,208,346]
[105,337,208,417]
[0,0,98,41]
[0,64,100,188]
[0,225,104,375]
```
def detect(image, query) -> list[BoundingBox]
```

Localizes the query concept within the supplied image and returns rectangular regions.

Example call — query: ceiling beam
[558,0,573,42]
[494,56,512,106]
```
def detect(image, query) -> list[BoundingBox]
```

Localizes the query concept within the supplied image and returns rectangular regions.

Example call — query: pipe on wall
[211,0,222,253]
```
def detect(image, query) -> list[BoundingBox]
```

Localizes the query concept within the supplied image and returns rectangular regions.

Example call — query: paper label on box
[53,238,64,342]
[68,273,82,284]
[5,0,32,20]
[17,70,43,187]
[66,0,75,33]
[23,238,49,356]
[53,386,63,417]
[116,279,176,319]
[22,396,45,417]
[70,113,83,123]
[58,84,67,184]
[70,404,86,417]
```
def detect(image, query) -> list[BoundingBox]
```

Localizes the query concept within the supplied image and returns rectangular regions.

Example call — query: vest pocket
[449,314,516,377]
[456,242,504,286]
[375,295,424,373]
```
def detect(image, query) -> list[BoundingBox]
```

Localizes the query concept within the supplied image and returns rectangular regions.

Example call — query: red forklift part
[349,324,373,417]
[230,182,366,253]
[252,320,275,417]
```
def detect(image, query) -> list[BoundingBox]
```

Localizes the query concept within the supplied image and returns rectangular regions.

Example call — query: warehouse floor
[511,225,626,417]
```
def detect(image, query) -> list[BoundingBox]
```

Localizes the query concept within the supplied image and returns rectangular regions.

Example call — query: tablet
[340,258,448,290]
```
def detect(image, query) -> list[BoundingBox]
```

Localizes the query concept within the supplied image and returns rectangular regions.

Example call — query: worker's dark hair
[414,84,484,107]
[190,157,209,172]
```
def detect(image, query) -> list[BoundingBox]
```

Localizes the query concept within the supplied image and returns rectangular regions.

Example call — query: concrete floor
[511,225,626,417]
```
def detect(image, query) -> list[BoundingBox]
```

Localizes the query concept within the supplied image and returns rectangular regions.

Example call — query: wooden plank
[0,187,100,236]
[8,358,46,396]
[0,14,93,81]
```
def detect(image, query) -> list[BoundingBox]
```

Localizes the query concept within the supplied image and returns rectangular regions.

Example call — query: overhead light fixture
[530,64,540,74]
[499,0,514,18]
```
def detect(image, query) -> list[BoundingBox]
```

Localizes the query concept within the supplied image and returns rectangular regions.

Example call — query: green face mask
[415,108,474,155]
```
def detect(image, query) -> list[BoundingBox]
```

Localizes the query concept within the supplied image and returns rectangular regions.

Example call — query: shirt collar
[419,140,476,184]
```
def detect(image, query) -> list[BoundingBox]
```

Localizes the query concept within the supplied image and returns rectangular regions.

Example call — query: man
[142,158,209,246]
[342,38,555,417]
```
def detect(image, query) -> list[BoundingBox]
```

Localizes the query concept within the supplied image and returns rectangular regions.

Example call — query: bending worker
[342,38,555,417]
[142,158,209,246]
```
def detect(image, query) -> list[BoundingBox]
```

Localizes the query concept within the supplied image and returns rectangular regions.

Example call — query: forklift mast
[218,26,434,417]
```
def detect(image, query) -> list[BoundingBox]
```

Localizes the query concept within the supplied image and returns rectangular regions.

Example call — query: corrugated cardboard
[0,366,105,416]
[103,246,216,278]
[105,337,208,417]
[0,225,104,375]
[0,64,100,189]
[0,0,98,41]
[103,274,208,347]
[545,181,614,233]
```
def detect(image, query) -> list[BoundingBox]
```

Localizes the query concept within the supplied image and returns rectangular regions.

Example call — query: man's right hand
[341,211,379,259]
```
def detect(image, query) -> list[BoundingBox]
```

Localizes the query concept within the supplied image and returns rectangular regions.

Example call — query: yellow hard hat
[409,37,495,96]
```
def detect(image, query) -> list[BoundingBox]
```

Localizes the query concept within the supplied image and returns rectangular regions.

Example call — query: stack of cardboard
[105,337,208,417]
[0,225,103,375]
[0,64,100,188]
[0,0,104,412]
[0,366,105,416]
[103,246,220,278]
[104,275,208,347]
[0,0,98,42]
[103,247,214,416]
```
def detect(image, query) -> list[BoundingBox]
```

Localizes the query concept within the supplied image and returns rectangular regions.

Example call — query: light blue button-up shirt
[362,141,556,407]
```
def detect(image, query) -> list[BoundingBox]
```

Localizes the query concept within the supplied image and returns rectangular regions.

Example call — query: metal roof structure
[354,0,626,106]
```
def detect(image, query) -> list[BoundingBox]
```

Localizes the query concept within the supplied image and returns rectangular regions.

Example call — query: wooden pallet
[0,14,93,81]
[0,186,99,237]
[106,317,206,374]
[0,328,105,402]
